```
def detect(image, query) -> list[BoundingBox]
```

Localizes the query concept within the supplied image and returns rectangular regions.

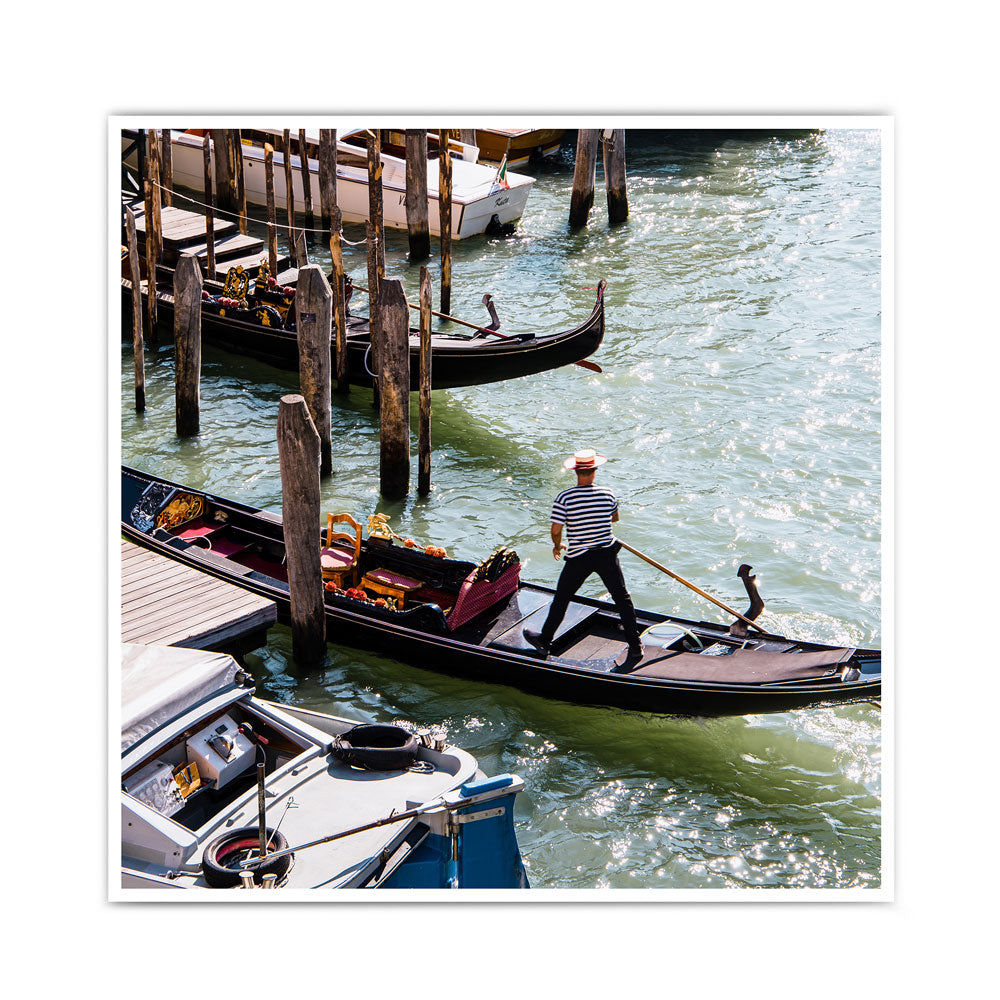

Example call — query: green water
[121,129,882,890]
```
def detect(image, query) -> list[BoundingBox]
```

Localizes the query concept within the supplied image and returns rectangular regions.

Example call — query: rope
[136,178,370,245]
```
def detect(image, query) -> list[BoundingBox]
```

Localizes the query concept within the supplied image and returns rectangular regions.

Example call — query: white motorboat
[120,643,529,890]
[123,128,534,239]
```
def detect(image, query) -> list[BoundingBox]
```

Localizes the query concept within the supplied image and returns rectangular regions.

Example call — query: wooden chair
[321,513,362,589]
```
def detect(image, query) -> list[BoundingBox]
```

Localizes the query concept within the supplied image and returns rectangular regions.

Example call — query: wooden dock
[124,194,298,284]
[121,539,276,654]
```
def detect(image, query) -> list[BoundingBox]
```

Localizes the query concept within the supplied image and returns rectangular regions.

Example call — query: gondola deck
[121,466,881,717]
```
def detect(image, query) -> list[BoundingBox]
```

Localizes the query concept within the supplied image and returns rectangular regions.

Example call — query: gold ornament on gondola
[155,493,204,529]
[367,513,393,540]
[223,265,249,301]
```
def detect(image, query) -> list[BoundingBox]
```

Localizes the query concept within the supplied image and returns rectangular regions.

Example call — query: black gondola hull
[121,280,605,391]
[121,467,881,718]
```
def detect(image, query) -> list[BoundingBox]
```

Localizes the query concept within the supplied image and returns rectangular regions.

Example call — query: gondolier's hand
[553,543,566,561]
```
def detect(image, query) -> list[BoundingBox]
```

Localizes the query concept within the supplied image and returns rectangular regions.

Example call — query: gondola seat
[360,569,424,608]
[447,563,520,630]
[321,513,362,588]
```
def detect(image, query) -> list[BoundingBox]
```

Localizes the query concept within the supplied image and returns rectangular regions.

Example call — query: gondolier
[525,449,643,664]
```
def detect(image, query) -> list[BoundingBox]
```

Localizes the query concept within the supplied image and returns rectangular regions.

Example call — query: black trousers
[540,542,640,647]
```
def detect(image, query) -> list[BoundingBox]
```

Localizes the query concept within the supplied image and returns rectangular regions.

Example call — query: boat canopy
[121,644,248,755]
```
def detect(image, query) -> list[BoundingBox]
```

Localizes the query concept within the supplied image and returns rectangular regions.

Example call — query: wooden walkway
[124,194,297,284]
[121,539,276,654]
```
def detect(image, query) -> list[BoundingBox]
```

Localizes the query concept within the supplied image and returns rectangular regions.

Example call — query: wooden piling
[298,129,313,223]
[142,178,158,342]
[377,278,411,500]
[603,128,628,224]
[405,129,430,262]
[294,230,308,268]
[418,267,432,495]
[125,207,145,413]
[234,129,247,234]
[145,129,163,267]
[438,129,453,314]
[367,131,385,407]
[283,129,296,251]
[318,129,337,233]
[159,129,173,207]
[210,129,234,212]
[458,129,476,150]
[276,394,327,664]
[569,129,598,229]
[294,264,333,476]
[173,253,203,437]
[264,143,278,278]
[318,130,347,393]
[202,135,216,281]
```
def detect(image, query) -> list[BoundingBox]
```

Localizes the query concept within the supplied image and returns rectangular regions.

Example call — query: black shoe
[627,643,645,662]
[523,629,550,656]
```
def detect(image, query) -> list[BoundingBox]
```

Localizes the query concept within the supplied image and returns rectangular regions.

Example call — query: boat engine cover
[186,714,255,789]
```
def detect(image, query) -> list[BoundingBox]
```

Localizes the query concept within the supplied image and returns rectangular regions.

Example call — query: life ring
[332,724,418,771]
[201,826,292,888]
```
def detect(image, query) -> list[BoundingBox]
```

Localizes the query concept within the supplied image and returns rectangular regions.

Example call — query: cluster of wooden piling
[570,128,628,228]
[125,125,628,664]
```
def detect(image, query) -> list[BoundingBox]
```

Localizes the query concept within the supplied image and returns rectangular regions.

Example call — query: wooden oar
[618,539,768,634]
[352,282,602,373]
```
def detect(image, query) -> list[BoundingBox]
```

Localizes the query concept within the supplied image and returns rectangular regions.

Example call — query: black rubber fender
[332,724,419,771]
[202,826,292,888]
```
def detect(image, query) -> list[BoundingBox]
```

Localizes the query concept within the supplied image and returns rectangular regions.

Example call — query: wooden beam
[294,265,333,476]
[173,253,202,437]
[277,394,326,664]
[125,207,145,413]
[405,129,430,262]
[569,129,598,229]
[378,278,411,500]
[418,266,432,495]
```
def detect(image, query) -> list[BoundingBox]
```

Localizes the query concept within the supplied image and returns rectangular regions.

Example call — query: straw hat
[563,448,608,472]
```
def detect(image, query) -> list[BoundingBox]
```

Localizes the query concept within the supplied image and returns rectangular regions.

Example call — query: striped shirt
[552,485,618,558]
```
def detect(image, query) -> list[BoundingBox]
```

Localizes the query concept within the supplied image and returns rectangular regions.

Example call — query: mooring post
[378,278,411,500]
[173,253,202,437]
[318,128,337,234]
[125,207,145,413]
[318,129,347,391]
[264,143,278,278]
[293,230,308,268]
[458,129,476,150]
[202,134,216,281]
[234,129,247,235]
[438,129,453,315]
[276,395,327,664]
[367,130,385,408]
[142,178,158,344]
[418,266,432,495]
[283,129,296,254]
[210,129,234,212]
[159,128,173,207]
[145,129,163,268]
[569,129,598,229]
[294,265,333,477]
[603,128,628,224]
[405,129,430,262]
[298,129,313,225]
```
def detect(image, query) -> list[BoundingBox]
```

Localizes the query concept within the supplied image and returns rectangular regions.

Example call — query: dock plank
[121,539,276,651]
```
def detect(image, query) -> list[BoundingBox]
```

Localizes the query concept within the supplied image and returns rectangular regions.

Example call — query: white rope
[139,179,370,245]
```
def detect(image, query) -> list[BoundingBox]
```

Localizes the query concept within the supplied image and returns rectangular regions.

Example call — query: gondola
[121,266,605,390]
[122,466,881,717]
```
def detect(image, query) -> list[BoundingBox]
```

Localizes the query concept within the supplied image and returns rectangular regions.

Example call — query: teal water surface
[121,128,882,890]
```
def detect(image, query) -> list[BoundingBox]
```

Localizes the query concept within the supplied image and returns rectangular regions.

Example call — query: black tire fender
[332,724,419,771]
[202,826,292,888]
